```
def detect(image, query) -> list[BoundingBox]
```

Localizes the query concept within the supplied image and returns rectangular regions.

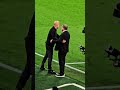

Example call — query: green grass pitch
[35,0,85,89]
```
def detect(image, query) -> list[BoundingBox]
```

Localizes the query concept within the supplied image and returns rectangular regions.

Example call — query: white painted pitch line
[66,62,85,65]
[72,83,85,89]
[0,62,22,74]
[45,83,85,90]
[35,52,85,74]
[35,64,72,81]
[1,61,120,90]
[35,64,85,89]
[86,85,120,90]
[35,63,40,67]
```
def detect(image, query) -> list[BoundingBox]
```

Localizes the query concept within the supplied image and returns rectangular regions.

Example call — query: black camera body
[113,3,120,18]
[82,27,85,33]
[79,45,85,54]
[105,46,120,67]
[105,46,120,59]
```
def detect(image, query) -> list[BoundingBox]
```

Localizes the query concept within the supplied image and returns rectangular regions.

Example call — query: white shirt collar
[62,30,67,33]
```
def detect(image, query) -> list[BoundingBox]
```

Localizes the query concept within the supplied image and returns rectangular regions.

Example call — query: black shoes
[40,66,56,74]
[48,70,56,74]
[40,66,45,71]
[55,73,65,77]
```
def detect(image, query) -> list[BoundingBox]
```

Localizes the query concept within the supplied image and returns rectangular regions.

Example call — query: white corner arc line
[45,83,85,90]
[0,62,22,74]
[86,85,120,90]
[72,83,85,89]
[66,62,85,65]
[35,52,85,74]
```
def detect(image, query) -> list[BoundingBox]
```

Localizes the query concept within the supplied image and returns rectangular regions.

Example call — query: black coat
[53,31,70,53]
[46,26,58,48]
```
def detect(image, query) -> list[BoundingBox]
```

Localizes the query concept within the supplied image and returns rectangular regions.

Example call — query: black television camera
[82,27,85,33]
[79,45,85,54]
[105,45,120,67]
[113,3,120,18]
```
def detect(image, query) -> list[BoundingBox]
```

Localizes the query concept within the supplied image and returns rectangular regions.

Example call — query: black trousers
[58,51,67,75]
[41,45,53,70]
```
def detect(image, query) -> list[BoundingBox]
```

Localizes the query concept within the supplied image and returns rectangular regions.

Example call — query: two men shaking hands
[40,21,70,77]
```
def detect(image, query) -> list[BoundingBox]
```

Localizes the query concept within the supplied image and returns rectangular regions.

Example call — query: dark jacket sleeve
[50,29,58,40]
[52,33,64,43]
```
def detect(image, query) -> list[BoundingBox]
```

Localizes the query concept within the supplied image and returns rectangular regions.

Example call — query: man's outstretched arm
[50,34,66,43]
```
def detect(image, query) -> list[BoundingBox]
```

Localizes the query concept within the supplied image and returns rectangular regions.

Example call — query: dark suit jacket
[53,31,70,53]
[46,26,58,48]
[54,34,60,51]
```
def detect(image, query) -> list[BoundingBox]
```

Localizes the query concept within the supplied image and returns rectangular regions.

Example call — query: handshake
[50,39,66,51]
[50,39,66,43]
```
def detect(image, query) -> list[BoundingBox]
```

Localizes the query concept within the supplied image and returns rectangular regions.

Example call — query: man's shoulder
[48,27,55,33]
[64,31,70,35]
[50,26,56,30]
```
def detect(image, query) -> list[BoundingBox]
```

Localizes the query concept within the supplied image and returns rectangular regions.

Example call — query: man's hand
[62,39,66,43]
[50,39,53,43]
